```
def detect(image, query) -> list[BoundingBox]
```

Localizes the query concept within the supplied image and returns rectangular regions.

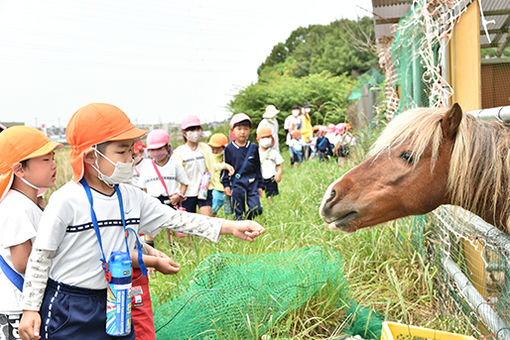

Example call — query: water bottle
[197,172,211,200]
[223,193,232,215]
[106,251,132,336]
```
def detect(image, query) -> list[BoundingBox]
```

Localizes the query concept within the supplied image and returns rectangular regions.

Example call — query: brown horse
[319,104,510,235]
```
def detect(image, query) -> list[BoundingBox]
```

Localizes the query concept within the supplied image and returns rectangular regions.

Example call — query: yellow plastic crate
[381,321,476,340]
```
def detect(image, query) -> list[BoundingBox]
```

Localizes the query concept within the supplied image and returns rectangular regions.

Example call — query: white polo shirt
[34,181,222,289]
[138,159,189,197]
[0,190,42,314]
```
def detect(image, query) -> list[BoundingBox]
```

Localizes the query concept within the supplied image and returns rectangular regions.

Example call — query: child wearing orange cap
[289,130,304,166]
[0,126,62,340]
[257,127,283,198]
[221,114,263,220]
[207,133,233,216]
[18,103,265,340]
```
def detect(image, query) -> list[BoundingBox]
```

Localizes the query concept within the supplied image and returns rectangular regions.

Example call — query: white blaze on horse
[320,104,510,235]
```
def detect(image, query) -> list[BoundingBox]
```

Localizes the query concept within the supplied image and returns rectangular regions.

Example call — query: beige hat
[262,105,279,119]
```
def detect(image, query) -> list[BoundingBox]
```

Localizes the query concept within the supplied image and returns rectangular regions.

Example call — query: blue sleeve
[221,145,232,188]
[253,144,263,189]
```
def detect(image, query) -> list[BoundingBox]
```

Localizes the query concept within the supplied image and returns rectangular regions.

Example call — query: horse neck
[446,119,510,234]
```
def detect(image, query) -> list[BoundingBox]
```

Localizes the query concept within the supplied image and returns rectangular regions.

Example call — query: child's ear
[12,163,24,177]
[83,149,97,165]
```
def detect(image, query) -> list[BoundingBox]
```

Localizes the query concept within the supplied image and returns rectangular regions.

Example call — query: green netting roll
[154,246,382,339]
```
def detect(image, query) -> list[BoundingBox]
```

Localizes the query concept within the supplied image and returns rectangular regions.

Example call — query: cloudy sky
[0,0,372,128]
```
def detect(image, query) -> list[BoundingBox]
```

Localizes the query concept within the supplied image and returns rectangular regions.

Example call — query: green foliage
[258,17,377,78]
[230,16,379,143]
[481,46,510,58]
[228,72,356,143]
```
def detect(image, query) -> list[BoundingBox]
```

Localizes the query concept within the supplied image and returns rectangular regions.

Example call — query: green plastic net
[348,67,385,101]
[153,246,382,339]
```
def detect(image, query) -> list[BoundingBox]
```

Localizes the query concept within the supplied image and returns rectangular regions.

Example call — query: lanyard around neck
[80,179,147,282]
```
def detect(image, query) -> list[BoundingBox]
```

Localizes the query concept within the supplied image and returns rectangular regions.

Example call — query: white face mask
[259,137,272,149]
[292,110,299,117]
[20,176,41,191]
[92,148,134,186]
[186,130,202,143]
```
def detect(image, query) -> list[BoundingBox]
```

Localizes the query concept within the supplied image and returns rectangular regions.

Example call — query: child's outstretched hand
[220,220,265,242]
[155,257,181,275]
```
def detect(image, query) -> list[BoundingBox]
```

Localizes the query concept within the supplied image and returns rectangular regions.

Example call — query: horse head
[320,104,463,233]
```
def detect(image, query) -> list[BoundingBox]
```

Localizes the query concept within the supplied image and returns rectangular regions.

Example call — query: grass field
[49,138,473,338]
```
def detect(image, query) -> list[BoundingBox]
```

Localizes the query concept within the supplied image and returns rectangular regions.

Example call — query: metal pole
[443,256,510,339]
[467,106,510,122]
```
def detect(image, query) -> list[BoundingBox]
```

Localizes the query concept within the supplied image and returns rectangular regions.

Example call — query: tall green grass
[49,137,472,338]
[148,152,472,338]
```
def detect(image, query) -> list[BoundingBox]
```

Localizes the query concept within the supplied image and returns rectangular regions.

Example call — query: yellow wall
[449,1,486,297]
[449,0,481,111]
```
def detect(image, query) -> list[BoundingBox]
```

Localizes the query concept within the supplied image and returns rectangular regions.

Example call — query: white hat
[263,105,280,119]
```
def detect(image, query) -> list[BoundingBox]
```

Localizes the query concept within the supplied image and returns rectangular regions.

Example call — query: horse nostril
[329,189,336,201]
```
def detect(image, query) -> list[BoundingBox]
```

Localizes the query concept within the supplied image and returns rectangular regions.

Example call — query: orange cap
[208,133,228,148]
[66,103,146,182]
[257,126,272,140]
[292,130,302,138]
[0,126,62,201]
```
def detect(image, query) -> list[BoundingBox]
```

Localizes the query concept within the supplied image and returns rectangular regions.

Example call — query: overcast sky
[0,0,372,128]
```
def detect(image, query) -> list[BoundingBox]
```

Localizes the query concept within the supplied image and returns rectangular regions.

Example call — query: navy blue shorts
[181,190,212,213]
[40,279,135,340]
[261,177,279,197]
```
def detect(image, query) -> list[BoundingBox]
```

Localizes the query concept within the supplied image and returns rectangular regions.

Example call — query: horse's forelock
[369,107,446,170]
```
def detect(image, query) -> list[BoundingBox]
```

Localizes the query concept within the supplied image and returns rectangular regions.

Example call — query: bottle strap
[126,228,147,277]
[81,179,147,282]
[231,142,254,190]
[115,185,147,276]
[152,160,171,198]
[0,255,24,291]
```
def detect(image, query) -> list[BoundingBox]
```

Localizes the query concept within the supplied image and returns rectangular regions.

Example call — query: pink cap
[336,123,347,134]
[327,123,336,133]
[230,113,252,128]
[181,115,201,130]
[147,129,169,149]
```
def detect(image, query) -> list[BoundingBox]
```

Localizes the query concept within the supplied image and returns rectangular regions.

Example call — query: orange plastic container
[381,321,476,340]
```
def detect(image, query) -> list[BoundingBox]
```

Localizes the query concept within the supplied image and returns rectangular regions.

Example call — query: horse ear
[441,103,463,139]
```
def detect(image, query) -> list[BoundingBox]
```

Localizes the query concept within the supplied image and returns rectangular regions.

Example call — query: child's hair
[233,119,252,129]
[95,141,113,154]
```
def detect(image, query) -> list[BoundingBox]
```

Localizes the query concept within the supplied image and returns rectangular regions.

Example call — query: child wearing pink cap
[139,129,188,208]
[172,116,233,216]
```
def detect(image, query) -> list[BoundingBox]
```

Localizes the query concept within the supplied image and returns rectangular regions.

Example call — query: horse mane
[369,107,510,233]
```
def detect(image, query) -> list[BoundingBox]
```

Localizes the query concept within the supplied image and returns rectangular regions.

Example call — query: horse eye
[399,151,414,164]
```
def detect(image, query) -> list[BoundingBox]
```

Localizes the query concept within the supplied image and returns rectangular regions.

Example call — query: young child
[289,130,304,166]
[131,140,146,189]
[139,129,188,208]
[221,113,263,220]
[18,103,265,340]
[284,105,302,165]
[316,127,334,161]
[138,129,189,245]
[0,126,62,340]
[207,133,234,217]
[130,243,179,340]
[172,115,231,216]
[256,127,283,198]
